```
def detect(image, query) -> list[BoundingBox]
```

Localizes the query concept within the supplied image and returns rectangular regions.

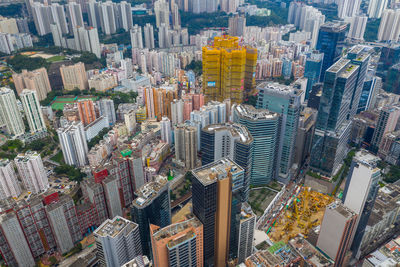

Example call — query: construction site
[268,187,334,243]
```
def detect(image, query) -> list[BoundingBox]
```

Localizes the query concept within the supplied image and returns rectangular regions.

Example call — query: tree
[7,54,50,72]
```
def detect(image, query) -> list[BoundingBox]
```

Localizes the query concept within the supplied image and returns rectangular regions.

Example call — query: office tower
[160,116,172,145]
[150,216,203,267]
[192,159,244,267]
[228,15,246,36]
[310,46,371,176]
[0,159,21,200]
[14,151,49,194]
[368,0,388,18]
[143,23,155,49]
[342,151,381,258]
[131,176,171,256]
[20,90,47,133]
[0,87,25,136]
[154,0,170,28]
[317,202,358,267]
[232,104,279,185]
[118,1,133,31]
[316,21,348,82]
[304,52,323,99]
[60,62,88,91]
[348,15,368,40]
[50,3,68,34]
[370,105,400,152]
[377,9,400,41]
[130,25,143,49]
[0,213,35,267]
[337,0,361,19]
[98,98,116,126]
[237,203,255,264]
[257,82,302,183]
[174,124,198,169]
[202,35,257,104]
[201,123,253,201]
[357,76,381,113]
[66,2,84,32]
[295,108,317,166]
[57,121,89,167]
[45,195,82,254]
[77,99,97,126]
[94,216,142,267]
[13,67,52,101]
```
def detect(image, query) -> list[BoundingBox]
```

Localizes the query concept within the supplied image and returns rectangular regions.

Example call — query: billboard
[207,81,216,87]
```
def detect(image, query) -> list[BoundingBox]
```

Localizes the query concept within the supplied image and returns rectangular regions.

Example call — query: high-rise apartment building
[13,68,52,101]
[228,15,246,36]
[130,24,143,49]
[192,159,244,267]
[316,21,348,82]
[143,23,155,49]
[348,15,368,40]
[32,2,68,36]
[57,121,89,167]
[368,0,388,18]
[150,216,203,267]
[20,90,47,133]
[237,202,256,264]
[97,98,116,126]
[131,176,171,256]
[174,124,198,169]
[202,35,257,104]
[14,151,49,194]
[317,202,358,267]
[201,123,253,201]
[118,1,133,31]
[232,104,279,185]
[72,26,101,58]
[310,46,371,176]
[257,82,302,183]
[160,116,172,145]
[370,105,400,152]
[337,0,361,19]
[60,62,88,91]
[94,216,142,267]
[304,51,324,99]
[66,2,84,32]
[0,213,35,267]
[378,9,400,41]
[0,87,25,136]
[342,151,381,259]
[0,159,21,200]
[154,0,170,28]
[77,99,97,126]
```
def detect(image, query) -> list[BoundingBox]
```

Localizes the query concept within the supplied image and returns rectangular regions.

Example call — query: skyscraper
[60,62,88,91]
[377,9,400,41]
[150,216,203,267]
[118,1,133,31]
[304,51,324,99]
[192,158,244,267]
[201,123,253,201]
[0,159,21,200]
[370,105,400,153]
[337,0,361,19]
[342,151,381,259]
[77,99,97,126]
[257,82,302,183]
[310,46,371,176]
[66,2,84,32]
[143,23,155,49]
[14,151,49,194]
[130,25,143,49]
[348,15,368,40]
[94,216,142,267]
[237,202,256,264]
[232,104,279,185]
[131,176,171,256]
[0,87,25,136]
[154,0,170,28]
[57,121,89,167]
[317,202,358,267]
[316,21,348,82]
[20,89,47,133]
[98,98,116,126]
[174,124,198,169]
[228,15,246,36]
[368,0,388,18]
[13,68,52,101]
[160,117,172,145]
[202,35,257,104]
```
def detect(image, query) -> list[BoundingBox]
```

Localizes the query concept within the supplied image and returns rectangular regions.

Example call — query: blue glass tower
[357,76,381,113]
[316,21,348,82]
[304,51,323,99]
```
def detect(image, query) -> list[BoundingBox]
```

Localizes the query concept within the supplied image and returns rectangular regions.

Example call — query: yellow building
[202,36,257,104]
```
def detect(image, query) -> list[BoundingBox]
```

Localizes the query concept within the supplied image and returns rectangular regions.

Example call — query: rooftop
[202,123,253,144]
[94,216,137,238]
[353,150,380,169]
[233,104,279,121]
[289,235,333,266]
[327,201,356,218]
[192,158,244,186]
[257,82,303,97]
[132,176,168,208]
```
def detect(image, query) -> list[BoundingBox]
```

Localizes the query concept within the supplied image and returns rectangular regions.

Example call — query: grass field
[50,151,64,164]
[46,55,66,63]
[50,96,98,110]
[249,187,277,217]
